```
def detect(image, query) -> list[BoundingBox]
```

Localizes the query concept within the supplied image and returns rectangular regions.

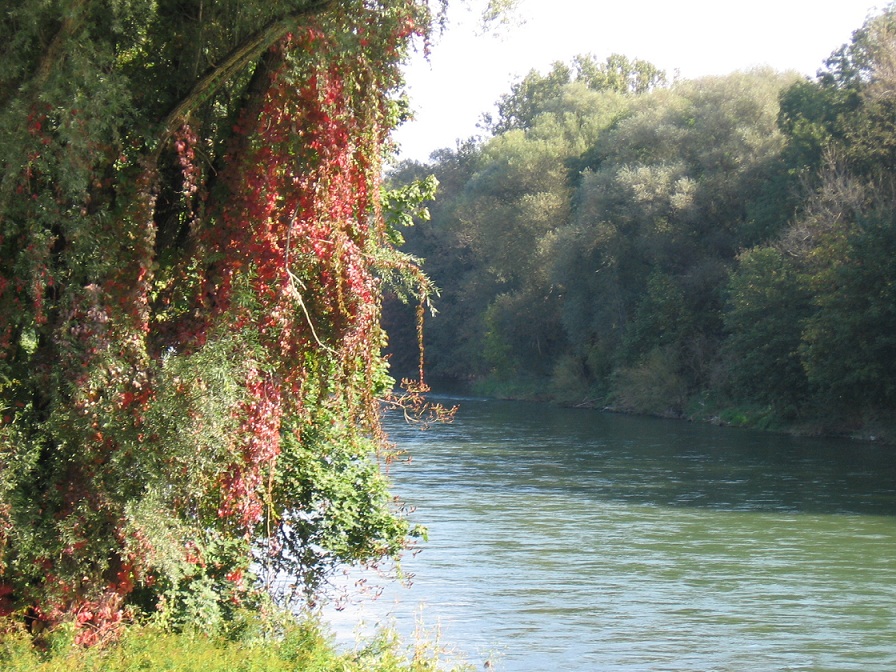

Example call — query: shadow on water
[387,397,896,517]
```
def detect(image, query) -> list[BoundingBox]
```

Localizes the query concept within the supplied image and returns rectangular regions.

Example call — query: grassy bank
[0,612,472,672]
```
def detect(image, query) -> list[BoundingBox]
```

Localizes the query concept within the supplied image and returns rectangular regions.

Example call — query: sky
[392,0,885,163]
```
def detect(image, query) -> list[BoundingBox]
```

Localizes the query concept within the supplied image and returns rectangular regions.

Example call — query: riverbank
[458,375,896,445]
[0,612,471,672]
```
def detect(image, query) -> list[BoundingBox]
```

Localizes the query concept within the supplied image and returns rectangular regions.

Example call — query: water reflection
[394,397,896,516]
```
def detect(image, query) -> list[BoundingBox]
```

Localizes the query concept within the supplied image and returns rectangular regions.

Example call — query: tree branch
[0,0,89,108]
[36,1,90,84]
[151,0,336,160]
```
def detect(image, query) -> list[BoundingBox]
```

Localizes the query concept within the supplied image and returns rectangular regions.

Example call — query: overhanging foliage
[0,0,435,642]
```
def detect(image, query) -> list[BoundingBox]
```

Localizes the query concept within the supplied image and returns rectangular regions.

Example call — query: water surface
[326,398,896,671]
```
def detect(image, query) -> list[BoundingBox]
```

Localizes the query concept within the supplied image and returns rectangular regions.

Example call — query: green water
[328,397,896,671]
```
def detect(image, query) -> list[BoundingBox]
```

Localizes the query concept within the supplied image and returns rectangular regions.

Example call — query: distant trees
[487,53,666,134]
[386,3,896,435]
[727,4,896,422]
[557,70,798,409]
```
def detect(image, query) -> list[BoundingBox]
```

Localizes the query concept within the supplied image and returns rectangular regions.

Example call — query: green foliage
[391,65,798,401]
[611,346,688,417]
[0,0,438,641]
[799,196,896,412]
[723,247,811,412]
[487,53,665,134]
[488,61,572,133]
[385,4,896,437]
[573,53,667,95]
[780,4,896,179]
[765,0,896,420]
[778,79,849,175]
[622,271,690,362]
[0,612,471,672]
[383,176,440,240]
[548,69,797,401]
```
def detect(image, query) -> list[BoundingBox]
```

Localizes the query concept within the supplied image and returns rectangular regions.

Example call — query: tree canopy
[387,4,896,437]
[0,0,443,642]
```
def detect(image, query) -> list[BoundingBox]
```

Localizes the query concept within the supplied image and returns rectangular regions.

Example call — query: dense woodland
[386,5,896,440]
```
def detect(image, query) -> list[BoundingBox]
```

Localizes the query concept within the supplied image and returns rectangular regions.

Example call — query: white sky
[393,0,885,163]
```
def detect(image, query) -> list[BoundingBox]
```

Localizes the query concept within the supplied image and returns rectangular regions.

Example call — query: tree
[771,5,896,419]
[383,142,496,380]
[573,53,667,95]
[487,53,666,135]
[779,4,896,179]
[488,61,573,134]
[794,172,896,414]
[722,247,811,413]
[554,70,797,407]
[0,0,436,641]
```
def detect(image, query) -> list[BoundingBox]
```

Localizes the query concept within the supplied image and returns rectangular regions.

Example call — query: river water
[324,397,896,671]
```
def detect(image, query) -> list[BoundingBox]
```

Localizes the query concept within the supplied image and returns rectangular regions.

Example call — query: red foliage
[201,30,394,529]
[0,0,429,641]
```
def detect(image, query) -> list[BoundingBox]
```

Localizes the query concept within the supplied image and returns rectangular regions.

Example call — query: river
[324,396,896,671]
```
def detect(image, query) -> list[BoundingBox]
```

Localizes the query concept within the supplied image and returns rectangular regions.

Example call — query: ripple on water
[325,400,896,671]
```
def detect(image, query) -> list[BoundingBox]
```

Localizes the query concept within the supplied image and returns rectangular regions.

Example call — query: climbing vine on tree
[0,0,439,643]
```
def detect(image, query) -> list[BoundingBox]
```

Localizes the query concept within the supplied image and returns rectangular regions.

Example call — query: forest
[385,5,896,441]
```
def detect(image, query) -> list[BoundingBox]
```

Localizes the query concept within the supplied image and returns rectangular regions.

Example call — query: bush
[611,346,688,417]
[0,611,472,672]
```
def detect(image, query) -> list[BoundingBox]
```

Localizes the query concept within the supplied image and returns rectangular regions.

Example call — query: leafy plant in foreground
[0,0,441,642]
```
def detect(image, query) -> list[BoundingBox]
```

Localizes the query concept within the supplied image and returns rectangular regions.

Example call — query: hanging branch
[0,0,89,107]
[150,0,336,164]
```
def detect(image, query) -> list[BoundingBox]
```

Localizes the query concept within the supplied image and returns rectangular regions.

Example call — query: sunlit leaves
[0,0,432,638]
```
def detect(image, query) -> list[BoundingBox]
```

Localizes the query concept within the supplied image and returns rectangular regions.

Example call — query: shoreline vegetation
[0,611,473,672]
[0,609,473,672]
[463,376,896,445]
[385,6,896,448]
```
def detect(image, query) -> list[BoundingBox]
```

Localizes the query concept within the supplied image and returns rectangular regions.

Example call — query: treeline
[385,6,896,438]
